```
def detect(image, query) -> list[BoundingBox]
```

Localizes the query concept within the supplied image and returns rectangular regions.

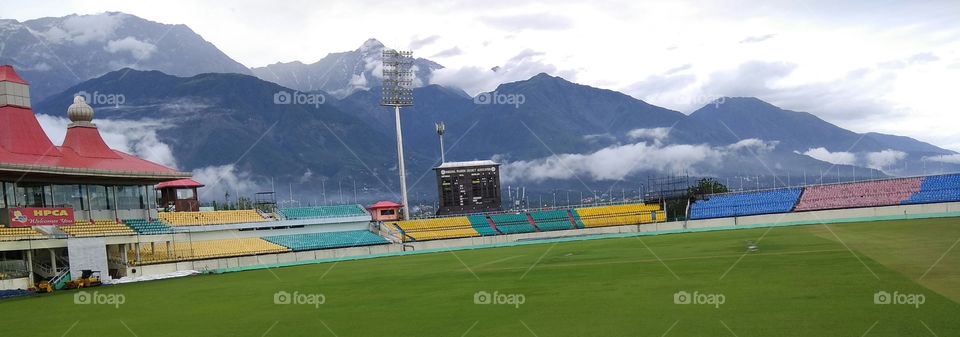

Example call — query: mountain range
[0,12,250,101]
[10,12,959,203]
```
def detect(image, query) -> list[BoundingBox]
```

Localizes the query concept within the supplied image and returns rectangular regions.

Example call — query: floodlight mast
[381,49,414,219]
[436,121,446,163]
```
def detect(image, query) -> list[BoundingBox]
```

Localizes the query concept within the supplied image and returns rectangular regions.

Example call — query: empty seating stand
[122,219,174,235]
[278,205,367,220]
[489,214,537,234]
[0,227,46,241]
[61,220,136,237]
[391,217,479,241]
[794,178,922,212]
[528,210,575,232]
[158,210,266,227]
[690,189,801,220]
[467,215,498,236]
[129,238,289,264]
[903,175,960,205]
[263,231,388,251]
[575,204,663,227]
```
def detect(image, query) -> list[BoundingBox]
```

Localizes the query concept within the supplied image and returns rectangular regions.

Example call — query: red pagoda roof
[156,179,204,190]
[0,65,189,180]
[368,201,402,209]
[0,65,27,84]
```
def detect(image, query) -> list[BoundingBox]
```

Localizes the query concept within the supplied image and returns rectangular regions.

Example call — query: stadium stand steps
[467,215,499,236]
[489,214,537,234]
[903,175,960,205]
[122,219,174,235]
[391,217,480,241]
[794,178,921,211]
[129,238,289,264]
[529,210,576,231]
[158,210,267,227]
[61,220,136,237]
[0,227,46,241]
[689,188,802,220]
[575,204,664,226]
[278,205,368,220]
[262,231,389,251]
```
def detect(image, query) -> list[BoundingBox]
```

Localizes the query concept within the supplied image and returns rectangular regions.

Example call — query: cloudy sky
[6,0,960,151]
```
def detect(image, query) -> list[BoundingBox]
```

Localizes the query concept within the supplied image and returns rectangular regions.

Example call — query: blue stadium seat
[467,215,498,236]
[690,188,802,220]
[262,231,389,251]
[278,205,368,220]
[489,214,537,234]
[122,219,174,235]
[529,210,575,231]
[903,174,960,205]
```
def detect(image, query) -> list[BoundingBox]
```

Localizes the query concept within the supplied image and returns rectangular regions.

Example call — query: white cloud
[430,49,576,95]
[627,127,671,141]
[865,149,907,170]
[501,141,723,183]
[802,147,856,165]
[800,147,907,171]
[38,12,126,44]
[727,138,778,153]
[36,114,178,169]
[408,35,440,50]
[924,154,960,164]
[104,36,157,59]
[190,164,264,201]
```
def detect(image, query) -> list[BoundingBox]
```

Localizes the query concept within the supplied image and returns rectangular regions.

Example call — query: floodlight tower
[436,121,446,163]
[381,49,414,218]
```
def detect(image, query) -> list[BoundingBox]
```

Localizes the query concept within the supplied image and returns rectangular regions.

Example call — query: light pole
[382,49,414,218]
[436,122,446,164]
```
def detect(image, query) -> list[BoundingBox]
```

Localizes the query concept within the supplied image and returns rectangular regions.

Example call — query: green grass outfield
[1,217,959,336]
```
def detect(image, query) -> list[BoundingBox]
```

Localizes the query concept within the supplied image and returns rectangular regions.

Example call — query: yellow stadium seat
[61,220,136,237]
[390,217,479,242]
[128,238,289,264]
[158,210,267,227]
[575,204,663,228]
[0,227,46,241]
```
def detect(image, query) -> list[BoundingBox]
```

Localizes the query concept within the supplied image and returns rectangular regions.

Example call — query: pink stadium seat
[794,178,922,212]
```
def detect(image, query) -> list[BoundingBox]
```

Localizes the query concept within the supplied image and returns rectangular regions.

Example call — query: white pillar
[395,106,410,219]
[26,250,34,285]
[49,248,56,272]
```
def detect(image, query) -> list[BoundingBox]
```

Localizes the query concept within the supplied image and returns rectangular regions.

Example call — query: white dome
[67,95,94,123]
